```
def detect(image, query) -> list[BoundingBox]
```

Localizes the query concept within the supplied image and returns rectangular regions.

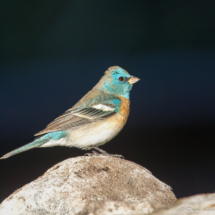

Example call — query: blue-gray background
[1,0,215,201]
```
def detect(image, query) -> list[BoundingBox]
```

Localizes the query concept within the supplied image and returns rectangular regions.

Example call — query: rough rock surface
[76,200,158,215]
[0,155,176,215]
[150,194,215,215]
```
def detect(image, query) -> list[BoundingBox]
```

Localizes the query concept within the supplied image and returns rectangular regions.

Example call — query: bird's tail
[0,138,44,159]
[1,131,67,159]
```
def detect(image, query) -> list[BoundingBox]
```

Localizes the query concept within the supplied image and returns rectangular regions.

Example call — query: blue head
[98,66,140,99]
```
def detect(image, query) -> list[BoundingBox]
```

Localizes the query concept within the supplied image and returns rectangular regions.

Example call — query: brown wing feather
[34,107,116,136]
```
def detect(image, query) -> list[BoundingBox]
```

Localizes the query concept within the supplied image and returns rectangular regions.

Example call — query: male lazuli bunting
[1,66,139,159]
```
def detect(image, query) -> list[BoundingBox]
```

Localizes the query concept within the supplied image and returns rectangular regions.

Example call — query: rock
[76,200,157,215]
[0,155,176,215]
[150,194,215,215]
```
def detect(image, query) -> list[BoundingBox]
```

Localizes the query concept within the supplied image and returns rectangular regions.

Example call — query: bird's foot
[110,154,124,159]
[91,147,124,159]
[84,149,101,157]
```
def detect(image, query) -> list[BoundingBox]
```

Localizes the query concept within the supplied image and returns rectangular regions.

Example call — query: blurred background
[1,0,215,202]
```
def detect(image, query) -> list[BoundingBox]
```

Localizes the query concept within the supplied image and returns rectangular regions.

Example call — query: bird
[1,66,139,159]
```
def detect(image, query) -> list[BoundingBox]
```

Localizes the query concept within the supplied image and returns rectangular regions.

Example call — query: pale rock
[151,194,215,215]
[0,155,176,215]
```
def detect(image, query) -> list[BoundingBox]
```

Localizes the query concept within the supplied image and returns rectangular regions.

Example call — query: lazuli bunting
[1,66,139,159]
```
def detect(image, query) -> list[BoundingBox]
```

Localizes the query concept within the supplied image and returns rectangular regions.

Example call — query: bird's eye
[119,77,124,81]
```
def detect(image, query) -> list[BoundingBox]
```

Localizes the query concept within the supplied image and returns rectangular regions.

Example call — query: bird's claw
[84,150,101,157]
[84,153,93,157]
[111,154,124,159]
[84,152,124,159]
[85,147,124,159]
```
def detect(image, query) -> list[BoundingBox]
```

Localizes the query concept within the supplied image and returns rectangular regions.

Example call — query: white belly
[41,114,125,150]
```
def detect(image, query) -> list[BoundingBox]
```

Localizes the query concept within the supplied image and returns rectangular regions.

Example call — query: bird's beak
[128,76,140,84]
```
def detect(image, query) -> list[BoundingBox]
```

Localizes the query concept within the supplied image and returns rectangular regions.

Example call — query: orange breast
[116,95,130,126]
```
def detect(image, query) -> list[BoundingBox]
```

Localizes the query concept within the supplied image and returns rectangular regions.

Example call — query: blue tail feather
[1,131,67,159]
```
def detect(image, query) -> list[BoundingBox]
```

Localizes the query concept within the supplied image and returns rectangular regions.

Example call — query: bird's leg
[84,148,100,157]
[92,147,109,155]
[92,147,124,159]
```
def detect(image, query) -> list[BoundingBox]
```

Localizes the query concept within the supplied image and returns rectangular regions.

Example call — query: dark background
[1,0,215,202]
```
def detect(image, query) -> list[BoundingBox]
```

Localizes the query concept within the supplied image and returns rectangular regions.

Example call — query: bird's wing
[35,95,121,136]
